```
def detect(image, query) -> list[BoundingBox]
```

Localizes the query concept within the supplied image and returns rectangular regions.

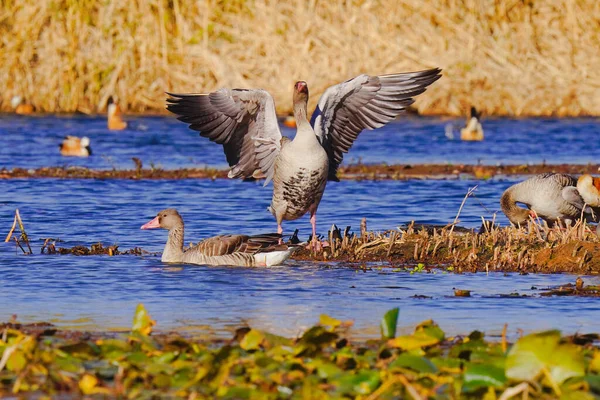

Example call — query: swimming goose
[11,96,35,115]
[500,173,594,226]
[59,136,92,157]
[141,209,297,266]
[460,106,484,141]
[107,96,127,130]
[166,68,442,244]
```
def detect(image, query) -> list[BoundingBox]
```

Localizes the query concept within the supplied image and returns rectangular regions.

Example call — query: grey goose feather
[166,68,442,242]
[141,209,297,267]
[500,173,598,227]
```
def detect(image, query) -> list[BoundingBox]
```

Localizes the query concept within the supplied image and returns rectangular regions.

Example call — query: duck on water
[166,68,442,247]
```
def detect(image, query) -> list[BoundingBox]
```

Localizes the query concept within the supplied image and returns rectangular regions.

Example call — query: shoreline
[28,224,600,275]
[2,163,599,181]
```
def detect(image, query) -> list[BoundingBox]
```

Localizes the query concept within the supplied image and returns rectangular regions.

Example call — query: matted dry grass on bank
[2,0,600,116]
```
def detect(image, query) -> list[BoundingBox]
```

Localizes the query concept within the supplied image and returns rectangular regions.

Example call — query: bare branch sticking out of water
[5,209,32,254]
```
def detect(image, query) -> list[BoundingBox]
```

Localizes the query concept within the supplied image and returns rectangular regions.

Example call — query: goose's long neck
[163,225,185,262]
[501,186,530,225]
[292,91,318,144]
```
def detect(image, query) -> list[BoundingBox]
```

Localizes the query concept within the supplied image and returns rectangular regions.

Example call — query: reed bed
[294,218,600,274]
[2,0,600,116]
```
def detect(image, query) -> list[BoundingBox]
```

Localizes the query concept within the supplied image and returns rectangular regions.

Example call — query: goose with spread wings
[166,68,442,244]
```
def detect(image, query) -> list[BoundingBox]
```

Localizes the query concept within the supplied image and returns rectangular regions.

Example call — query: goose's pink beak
[295,81,308,94]
[141,216,160,230]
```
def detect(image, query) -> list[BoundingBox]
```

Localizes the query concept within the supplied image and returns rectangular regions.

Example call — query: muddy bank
[292,222,600,275]
[2,162,600,181]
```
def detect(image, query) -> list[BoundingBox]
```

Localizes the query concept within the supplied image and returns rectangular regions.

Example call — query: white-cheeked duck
[141,209,299,267]
[11,96,35,115]
[59,136,92,157]
[460,106,484,141]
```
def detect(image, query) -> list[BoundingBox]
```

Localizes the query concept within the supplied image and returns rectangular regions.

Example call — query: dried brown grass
[296,217,600,273]
[2,0,600,116]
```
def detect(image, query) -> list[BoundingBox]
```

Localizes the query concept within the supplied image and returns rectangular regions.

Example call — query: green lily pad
[240,329,264,351]
[463,364,506,392]
[319,314,342,331]
[336,370,381,395]
[390,353,438,373]
[380,307,399,339]
[506,330,584,385]
[131,303,155,336]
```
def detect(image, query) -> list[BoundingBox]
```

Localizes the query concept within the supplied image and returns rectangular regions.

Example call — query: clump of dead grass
[1,0,600,116]
[295,217,600,274]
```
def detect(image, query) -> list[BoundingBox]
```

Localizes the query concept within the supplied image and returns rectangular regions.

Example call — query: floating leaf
[78,373,98,395]
[240,329,264,351]
[463,364,506,392]
[317,362,343,379]
[380,307,399,339]
[415,320,445,341]
[336,370,381,396]
[506,330,584,385]
[131,303,155,336]
[388,320,444,350]
[6,349,26,372]
[559,390,595,400]
[389,353,437,373]
[319,314,342,331]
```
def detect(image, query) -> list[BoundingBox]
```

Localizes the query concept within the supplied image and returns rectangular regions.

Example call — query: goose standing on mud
[500,173,595,227]
[166,68,441,245]
[141,209,297,266]
[460,106,484,141]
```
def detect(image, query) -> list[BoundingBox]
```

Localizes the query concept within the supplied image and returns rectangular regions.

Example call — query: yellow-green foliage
[2,0,600,116]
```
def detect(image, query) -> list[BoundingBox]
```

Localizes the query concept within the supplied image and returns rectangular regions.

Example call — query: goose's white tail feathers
[254,247,297,267]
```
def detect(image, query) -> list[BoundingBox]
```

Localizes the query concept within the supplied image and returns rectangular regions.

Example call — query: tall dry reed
[1,0,600,116]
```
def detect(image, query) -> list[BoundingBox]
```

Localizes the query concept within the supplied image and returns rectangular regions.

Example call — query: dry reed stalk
[450,185,477,235]
[5,209,32,254]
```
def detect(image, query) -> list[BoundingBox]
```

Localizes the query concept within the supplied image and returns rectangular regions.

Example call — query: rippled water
[1,115,599,169]
[0,116,598,338]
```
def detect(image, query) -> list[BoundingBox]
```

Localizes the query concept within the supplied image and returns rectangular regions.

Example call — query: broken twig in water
[5,209,32,254]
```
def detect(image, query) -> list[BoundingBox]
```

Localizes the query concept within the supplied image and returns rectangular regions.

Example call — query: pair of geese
[501,173,600,232]
[59,97,128,157]
[142,68,443,266]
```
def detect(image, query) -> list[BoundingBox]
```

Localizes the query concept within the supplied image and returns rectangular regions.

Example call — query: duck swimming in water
[59,136,92,157]
[460,106,484,141]
[107,96,127,130]
[11,96,35,115]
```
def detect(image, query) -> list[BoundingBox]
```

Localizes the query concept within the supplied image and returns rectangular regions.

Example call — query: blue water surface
[0,115,598,338]
[1,115,598,169]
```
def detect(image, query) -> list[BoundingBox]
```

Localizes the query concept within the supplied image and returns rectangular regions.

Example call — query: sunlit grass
[2,0,599,115]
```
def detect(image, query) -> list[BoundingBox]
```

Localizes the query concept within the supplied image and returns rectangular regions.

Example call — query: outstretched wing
[167,89,282,184]
[311,68,442,181]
